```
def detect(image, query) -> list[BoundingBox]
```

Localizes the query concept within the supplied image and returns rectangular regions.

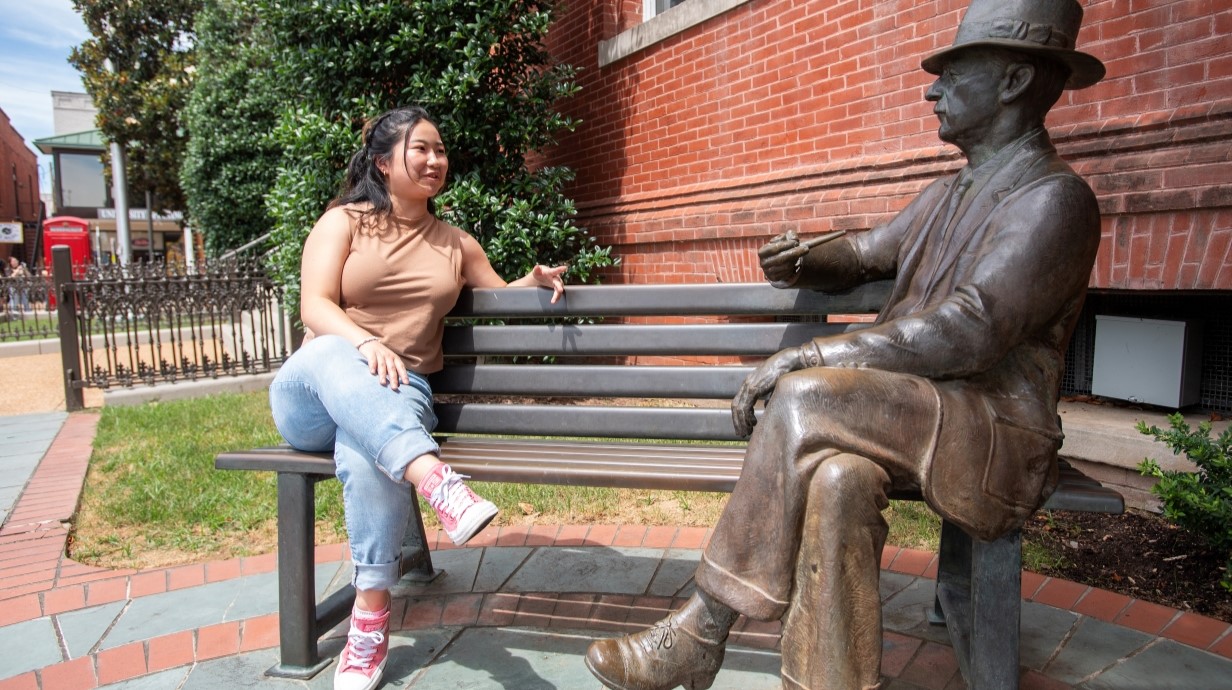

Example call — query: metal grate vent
[1062,292,1232,413]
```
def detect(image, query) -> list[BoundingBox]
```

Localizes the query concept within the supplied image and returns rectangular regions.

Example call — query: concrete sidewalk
[1,413,1231,690]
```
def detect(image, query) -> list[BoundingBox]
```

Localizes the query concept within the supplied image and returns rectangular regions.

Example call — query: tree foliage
[180,0,282,254]
[69,0,202,214]
[257,0,615,307]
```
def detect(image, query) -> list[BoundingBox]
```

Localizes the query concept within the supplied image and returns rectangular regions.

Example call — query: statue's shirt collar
[960,127,1047,188]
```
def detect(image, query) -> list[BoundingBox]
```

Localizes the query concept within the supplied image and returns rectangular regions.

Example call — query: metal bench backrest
[431,281,891,442]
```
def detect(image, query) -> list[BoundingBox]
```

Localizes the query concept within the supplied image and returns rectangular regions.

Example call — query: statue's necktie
[936,168,974,242]
[912,169,976,306]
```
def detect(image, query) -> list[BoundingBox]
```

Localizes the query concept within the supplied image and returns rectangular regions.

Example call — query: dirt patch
[0,351,104,414]
[1023,508,1231,622]
[492,490,730,529]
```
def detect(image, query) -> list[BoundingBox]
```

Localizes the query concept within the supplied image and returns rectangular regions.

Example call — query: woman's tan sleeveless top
[339,214,465,374]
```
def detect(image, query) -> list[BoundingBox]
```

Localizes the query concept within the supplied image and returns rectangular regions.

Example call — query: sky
[0,0,91,190]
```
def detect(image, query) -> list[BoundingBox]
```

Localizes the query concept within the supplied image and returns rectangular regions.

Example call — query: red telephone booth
[42,216,92,278]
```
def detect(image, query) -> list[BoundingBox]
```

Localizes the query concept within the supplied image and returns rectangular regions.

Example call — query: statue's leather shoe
[585,612,725,690]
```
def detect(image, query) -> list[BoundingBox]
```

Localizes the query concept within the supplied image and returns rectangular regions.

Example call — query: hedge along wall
[542,0,1231,290]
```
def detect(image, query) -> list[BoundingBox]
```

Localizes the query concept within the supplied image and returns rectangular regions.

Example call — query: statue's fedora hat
[922,0,1105,89]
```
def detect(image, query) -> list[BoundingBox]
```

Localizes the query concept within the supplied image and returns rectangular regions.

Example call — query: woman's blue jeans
[269,334,440,591]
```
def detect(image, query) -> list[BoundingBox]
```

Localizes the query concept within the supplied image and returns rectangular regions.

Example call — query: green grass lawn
[0,311,60,342]
[74,391,296,567]
[72,390,948,569]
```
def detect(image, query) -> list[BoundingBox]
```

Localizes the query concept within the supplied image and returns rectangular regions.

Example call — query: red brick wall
[0,110,40,226]
[543,0,1232,290]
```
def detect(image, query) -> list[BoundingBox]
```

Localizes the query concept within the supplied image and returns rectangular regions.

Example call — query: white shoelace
[341,624,385,671]
[428,469,473,519]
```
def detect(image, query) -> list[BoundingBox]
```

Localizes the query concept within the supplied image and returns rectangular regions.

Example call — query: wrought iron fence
[0,272,58,342]
[51,246,291,408]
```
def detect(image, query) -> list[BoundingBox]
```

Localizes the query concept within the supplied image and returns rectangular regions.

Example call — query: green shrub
[181,0,283,255]
[1137,413,1232,590]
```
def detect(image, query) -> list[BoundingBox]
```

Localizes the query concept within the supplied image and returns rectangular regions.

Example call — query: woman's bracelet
[355,336,380,349]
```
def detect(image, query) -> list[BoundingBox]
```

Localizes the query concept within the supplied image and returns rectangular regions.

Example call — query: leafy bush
[255,0,615,311]
[1137,413,1232,590]
[180,0,283,255]
[263,108,358,303]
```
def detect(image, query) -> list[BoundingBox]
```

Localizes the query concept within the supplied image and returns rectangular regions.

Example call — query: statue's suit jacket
[806,130,1101,540]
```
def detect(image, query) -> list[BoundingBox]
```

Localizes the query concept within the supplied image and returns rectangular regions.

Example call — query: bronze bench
[216,281,1124,686]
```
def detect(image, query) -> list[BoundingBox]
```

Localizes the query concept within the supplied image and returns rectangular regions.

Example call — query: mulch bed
[1022,508,1231,623]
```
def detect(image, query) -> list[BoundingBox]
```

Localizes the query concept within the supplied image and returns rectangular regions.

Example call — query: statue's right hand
[731,346,805,437]
[759,231,804,287]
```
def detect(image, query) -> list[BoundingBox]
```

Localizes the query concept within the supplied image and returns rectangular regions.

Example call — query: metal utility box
[1091,315,1203,409]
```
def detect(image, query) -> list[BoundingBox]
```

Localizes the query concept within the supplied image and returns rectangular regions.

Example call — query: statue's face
[924,51,1005,149]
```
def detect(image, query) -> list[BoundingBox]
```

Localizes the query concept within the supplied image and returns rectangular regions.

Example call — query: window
[600,0,752,67]
[644,0,689,21]
[56,153,107,210]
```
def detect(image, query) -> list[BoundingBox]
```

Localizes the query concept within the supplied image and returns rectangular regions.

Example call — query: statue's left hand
[732,346,807,437]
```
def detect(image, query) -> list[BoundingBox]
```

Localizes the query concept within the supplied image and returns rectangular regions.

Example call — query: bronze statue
[585,0,1106,688]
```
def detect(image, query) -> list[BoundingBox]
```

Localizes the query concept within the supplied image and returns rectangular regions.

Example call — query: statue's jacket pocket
[982,413,1063,510]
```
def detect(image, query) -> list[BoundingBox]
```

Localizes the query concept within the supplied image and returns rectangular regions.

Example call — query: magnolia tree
[254,0,615,307]
[70,0,201,214]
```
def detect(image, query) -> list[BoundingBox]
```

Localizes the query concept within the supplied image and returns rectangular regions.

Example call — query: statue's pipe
[782,229,847,260]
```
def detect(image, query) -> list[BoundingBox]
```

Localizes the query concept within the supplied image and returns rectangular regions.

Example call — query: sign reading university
[96,208,184,222]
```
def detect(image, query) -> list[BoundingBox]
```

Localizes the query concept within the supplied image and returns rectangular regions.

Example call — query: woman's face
[382,120,448,203]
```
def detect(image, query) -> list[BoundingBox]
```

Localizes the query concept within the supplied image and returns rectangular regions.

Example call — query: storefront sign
[0,222,23,244]
[96,208,184,222]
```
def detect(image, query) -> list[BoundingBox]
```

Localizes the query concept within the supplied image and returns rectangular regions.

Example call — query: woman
[7,256,31,313]
[268,106,565,690]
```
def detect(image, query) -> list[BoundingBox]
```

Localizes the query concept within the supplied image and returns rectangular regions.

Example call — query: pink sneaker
[334,607,389,690]
[418,463,499,545]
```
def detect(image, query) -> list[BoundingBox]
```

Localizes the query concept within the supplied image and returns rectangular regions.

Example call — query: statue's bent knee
[814,454,892,514]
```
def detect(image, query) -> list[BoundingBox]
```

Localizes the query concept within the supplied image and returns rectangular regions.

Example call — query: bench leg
[930,520,1021,690]
[970,530,1021,689]
[266,472,336,679]
[265,474,441,679]
[929,519,971,626]
[400,496,443,583]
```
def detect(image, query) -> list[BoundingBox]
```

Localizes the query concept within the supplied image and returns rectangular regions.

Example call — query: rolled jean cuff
[376,430,440,485]
[694,552,789,621]
[352,557,402,592]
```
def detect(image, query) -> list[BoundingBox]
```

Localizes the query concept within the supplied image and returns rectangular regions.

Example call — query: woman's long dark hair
[329,106,439,226]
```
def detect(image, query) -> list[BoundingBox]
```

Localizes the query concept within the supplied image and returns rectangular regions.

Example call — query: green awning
[33,129,106,154]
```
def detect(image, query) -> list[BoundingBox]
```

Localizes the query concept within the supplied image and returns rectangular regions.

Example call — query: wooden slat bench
[216,282,1124,686]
